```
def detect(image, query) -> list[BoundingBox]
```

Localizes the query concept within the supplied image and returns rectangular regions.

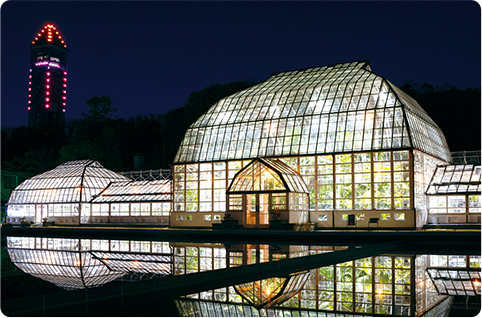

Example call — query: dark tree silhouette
[159,79,258,166]
[400,81,481,152]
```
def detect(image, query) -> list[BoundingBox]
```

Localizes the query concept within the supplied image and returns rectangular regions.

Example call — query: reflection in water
[6,237,172,290]
[5,237,481,316]
[234,271,310,309]
[427,268,481,296]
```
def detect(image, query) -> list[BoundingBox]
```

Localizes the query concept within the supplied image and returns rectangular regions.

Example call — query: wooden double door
[245,193,269,227]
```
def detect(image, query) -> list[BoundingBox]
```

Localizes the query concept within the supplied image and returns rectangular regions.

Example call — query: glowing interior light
[56,31,59,34]
[59,36,62,39]
[63,90,66,94]
[64,72,67,75]
[63,78,67,81]
[30,69,32,72]
[29,82,32,85]
[28,88,31,91]
[45,104,49,108]
[35,37,38,40]
[35,61,60,68]
[28,101,31,104]
[38,33,41,36]
[48,39,52,42]
[62,96,66,100]
[62,109,65,113]
[62,102,66,106]
[46,85,50,89]
[28,107,31,110]
[46,92,50,95]
[63,84,67,87]
[41,29,45,32]
[46,79,50,82]
[46,72,50,76]
[46,98,50,102]
[29,75,32,79]
[32,41,35,44]
[28,94,31,97]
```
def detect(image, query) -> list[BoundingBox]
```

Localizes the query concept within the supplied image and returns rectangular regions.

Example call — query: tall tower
[28,23,68,130]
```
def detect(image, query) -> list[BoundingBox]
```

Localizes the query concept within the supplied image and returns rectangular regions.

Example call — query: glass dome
[174,60,451,164]
[6,160,130,205]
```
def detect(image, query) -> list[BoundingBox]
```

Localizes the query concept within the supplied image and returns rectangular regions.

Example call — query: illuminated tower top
[28,23,68,131]
[30,23,68,50]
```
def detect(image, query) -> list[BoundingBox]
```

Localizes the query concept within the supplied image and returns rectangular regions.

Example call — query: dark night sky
[1,1,480,128]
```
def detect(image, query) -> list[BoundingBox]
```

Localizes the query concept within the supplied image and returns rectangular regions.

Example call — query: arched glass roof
[227,158,308,194]
[174,60,451,164]
[6,160,130,205]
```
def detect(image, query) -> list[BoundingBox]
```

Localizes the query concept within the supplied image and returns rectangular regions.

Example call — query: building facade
[171,60,452,229]
[28,23,68,130]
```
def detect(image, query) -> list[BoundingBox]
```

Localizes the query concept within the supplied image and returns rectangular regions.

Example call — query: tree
[82,96,117,121]
[59,96,126,171]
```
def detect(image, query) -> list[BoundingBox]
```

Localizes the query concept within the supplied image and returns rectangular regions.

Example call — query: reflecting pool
[2,235,480,317]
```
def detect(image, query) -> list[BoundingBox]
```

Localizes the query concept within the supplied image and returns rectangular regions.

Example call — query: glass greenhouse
[426,164,481,224]
[172,60,451,229]
[5,160,172,225]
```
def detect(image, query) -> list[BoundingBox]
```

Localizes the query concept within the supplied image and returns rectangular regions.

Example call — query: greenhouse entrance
[226,158,310,228]
[246,193,269,226]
